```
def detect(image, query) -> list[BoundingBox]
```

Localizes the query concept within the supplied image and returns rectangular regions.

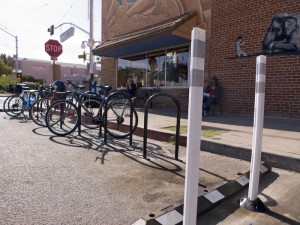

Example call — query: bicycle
[45,80,138,138]
[3,84,51,120]
[29,89,71,127]
[30,80,97,127]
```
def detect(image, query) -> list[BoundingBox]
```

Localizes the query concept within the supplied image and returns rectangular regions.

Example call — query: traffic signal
[16,72,22,82]
[78,51,86,62]
[47,25,54,36]
[16,72,22,79]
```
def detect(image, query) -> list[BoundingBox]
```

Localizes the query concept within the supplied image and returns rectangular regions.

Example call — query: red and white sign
[45,39,63,58]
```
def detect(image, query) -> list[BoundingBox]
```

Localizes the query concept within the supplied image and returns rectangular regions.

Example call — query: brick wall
[100,57,117,88]
[210,0,300,117]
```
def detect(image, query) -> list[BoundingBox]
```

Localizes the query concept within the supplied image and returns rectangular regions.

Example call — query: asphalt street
[1,94,299,225]
[0,111,251,225]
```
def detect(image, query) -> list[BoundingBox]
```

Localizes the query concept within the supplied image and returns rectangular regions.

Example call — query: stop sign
[45,39,63,58]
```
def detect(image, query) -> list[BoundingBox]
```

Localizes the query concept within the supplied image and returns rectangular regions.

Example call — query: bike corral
[1,83,183,162]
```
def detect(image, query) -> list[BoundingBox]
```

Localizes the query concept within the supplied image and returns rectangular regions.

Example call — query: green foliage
[0,75,16,92]
[162,125,225,140]
[0,54,14,67]
[22,74,36,82]
[0,58,13,75]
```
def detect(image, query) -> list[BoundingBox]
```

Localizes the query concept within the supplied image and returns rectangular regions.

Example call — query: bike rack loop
[143,92,181,161]
[103,91,134,145]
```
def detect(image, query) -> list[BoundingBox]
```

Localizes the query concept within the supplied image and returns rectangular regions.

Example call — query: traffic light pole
[0,27,18,74]
[48,0,95,90]
[89,0,95,91]
[53,22,89,35]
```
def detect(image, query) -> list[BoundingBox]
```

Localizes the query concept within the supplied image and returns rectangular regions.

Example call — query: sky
[0,0,102,66]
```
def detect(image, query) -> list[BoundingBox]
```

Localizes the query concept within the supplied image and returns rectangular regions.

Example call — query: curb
[132,162,272,225]
[133,127,300,173]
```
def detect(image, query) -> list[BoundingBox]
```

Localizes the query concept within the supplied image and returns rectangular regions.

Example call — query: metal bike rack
[143,92,181,160]
[103,92,135,145]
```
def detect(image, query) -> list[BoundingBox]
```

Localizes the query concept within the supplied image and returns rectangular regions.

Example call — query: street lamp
[81,40,100,49]
[81,35,101,91]
[0,27,18,74]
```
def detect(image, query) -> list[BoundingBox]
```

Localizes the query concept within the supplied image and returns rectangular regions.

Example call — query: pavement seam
[132,162,271,225]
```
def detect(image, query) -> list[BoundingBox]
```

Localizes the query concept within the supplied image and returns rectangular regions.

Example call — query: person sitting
[203,76,223,115]
[126,78,137,97]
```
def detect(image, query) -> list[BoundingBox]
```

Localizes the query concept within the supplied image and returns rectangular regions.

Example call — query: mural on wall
[263,13,300,54]
[102,0,211,40]
[231,12,300,59]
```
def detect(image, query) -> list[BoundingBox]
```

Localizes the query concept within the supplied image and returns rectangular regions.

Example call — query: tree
[0,54,14,67]
[0,58,13,75]
[22,74,36,82]
[0,75,16,92]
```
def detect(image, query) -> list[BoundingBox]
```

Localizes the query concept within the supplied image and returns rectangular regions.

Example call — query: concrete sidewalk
[132,108,300,225]
[133,108,300,172]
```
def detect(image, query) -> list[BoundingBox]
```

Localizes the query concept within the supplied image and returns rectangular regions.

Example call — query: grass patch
[162,125,225,140]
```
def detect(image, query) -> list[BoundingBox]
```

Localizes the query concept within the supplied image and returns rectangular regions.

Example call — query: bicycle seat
[97,85,112,92]
[27,89,38,93]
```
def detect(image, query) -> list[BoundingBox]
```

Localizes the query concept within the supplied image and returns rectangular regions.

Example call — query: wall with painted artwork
[100,0,212,108]
[102,0,211,40]
[210,0,300,117]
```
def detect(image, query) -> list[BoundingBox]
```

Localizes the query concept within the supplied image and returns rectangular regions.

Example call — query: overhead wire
[1,0,61,25]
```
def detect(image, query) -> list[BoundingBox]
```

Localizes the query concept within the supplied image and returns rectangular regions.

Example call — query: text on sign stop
[45,44,62,52]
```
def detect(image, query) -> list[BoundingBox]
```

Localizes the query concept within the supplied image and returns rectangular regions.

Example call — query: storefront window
[117,58,147,88]
[117,46,189,88]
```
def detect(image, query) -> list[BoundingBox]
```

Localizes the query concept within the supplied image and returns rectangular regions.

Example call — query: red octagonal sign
[45,39,63,58]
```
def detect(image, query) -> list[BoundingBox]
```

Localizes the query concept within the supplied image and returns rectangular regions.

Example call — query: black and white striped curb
[132,162,271,225]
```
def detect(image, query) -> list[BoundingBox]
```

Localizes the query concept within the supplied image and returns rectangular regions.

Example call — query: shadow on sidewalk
[197,171,300,225]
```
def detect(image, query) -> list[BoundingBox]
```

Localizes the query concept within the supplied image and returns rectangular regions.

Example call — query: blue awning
[93,11,197,59]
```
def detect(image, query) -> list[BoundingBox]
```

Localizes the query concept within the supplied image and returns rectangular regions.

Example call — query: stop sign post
[45,39,63,59]
[45,39,63,81]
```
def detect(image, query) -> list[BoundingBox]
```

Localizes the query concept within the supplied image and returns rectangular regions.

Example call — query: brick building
[94,0,299,118]
[18,58,101,86]
[210,0,300,117]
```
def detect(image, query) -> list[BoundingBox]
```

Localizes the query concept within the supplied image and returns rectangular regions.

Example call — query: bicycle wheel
[29,97,51,127]
[104,100,138,138]
[6,96,24,117]
[45,100,79,136]
[80,98,102,129]
[3,96,15,117]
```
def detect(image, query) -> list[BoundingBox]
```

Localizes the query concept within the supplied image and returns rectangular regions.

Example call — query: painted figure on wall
[235,36,247,57]
[263,13,300,53]
[103,0,184,38]
[102,0,211,40]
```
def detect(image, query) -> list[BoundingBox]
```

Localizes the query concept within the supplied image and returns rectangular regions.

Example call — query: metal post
[53,60,56,81]
[240,55,267,212]
[89,0,94,91]
[0,27,18,73]
[183,27,206,225]
[15,36,19,73]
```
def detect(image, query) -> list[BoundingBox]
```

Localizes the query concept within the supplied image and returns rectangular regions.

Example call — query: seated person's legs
[203,93,212,115]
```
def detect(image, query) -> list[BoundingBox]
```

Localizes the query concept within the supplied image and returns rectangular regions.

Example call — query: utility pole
[47,0,96,89]
[0,27,18,74]
[89,0,95,91]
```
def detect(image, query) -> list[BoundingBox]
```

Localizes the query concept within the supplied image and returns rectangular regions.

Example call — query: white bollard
[240,55,267,212]
[183,27,206,225]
